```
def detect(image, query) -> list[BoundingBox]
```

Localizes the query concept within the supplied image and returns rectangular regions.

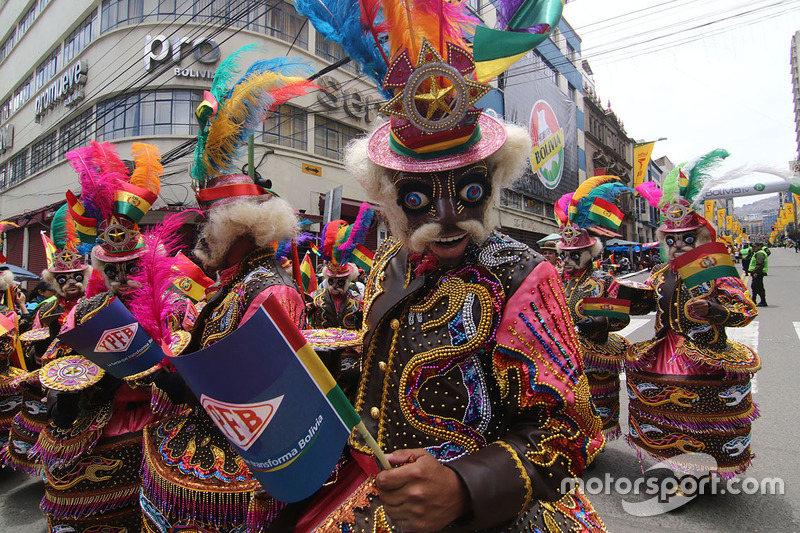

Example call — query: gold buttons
[378,361,387,372]
[370,407,380,419]
[390,319,400,330]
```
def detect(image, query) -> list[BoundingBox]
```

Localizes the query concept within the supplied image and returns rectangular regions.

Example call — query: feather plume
[129,143,163,196]
[0,221,18,233]
[413,0,476,52]
[382,0,415,58]
[554,193,572,226]
[195,66,317,183]
[210,44,259,103]
[85,269,107,298]
[320,220,346,261]
[636,181,662,208]
[275,232,315,262]
[91,141,130,179]
[574,182,631,228]
[338,202,374,262]
[681,148,729,203]
[659,167,682,208]
[50,205,73,249]
[128,211,198,347]
[293,0,390,92]
[66,146,115,221]
[229,58,314,96]
[568,175,619,223]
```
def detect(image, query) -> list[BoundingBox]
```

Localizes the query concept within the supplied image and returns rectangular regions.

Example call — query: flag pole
[355,421,391,470]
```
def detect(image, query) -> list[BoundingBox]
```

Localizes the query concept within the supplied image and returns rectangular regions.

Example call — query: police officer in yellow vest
[740,242,753,276]
[748,241,770,306]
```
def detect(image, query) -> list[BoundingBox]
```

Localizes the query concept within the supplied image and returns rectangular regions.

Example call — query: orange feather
[130,142,163,196]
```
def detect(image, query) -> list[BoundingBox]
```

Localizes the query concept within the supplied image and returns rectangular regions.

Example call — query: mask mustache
[407,220,488,253]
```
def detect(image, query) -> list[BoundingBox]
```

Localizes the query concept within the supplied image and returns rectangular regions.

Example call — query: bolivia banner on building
[633,142,655,189]
[673,241,739,288]
[581,297,631,319]
[168,294,361,503]
[717,209,725,229]
[58,297,166,379]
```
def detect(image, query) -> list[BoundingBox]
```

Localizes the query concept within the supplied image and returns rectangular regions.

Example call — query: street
[0,249,798,532]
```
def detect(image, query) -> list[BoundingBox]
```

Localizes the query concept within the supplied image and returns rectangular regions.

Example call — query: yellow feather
[568,175,619,218]
[130,142,163,196]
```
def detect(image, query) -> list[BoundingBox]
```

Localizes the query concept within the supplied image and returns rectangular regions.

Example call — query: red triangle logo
[201,394,283,451]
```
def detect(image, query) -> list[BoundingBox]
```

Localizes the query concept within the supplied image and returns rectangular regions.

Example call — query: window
[0,97,10,123]
[500,189,522,210]
[96,90,201,140]
[0,164,6,189]
[566,42,577,63]
[264,104,307,150]
[315,34,358,74]
[30,131,58,173]
[64,13,96,63]
[60,109,95,156]
[466,0,480,15]
[314,116,361,160]
[0,32,16,64]
[8,150,28,186]
[101,0,144,33]
[18,4,37,40]
[267,0,308,49]
[35,47,60,91]
[12,74,34,115]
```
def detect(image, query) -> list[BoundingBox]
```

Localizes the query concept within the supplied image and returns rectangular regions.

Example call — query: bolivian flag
[473,0,564,83]
[172,252,215,303]
[66,190,98,245]
[114,182,157,223]
[673,241,739,288]
[587,198,624,230]
[300,252,318,295]
[40,231,58,269]
[581,297,631,320]
[351,244,374,274]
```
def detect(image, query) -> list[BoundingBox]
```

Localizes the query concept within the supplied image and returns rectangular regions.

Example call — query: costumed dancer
[0,265,25,455]
[310,203,373,397]
[284,0,607,529]
[33,141,171,532]
[139,48,316,532]
[4,205,92,475]
[554,177,632,441]
[619,150,760,477]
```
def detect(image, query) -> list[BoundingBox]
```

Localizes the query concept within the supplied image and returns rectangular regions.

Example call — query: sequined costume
[312,288,362,330]
[0,306,23,455]
[141,246,306,532]
[562,268,629,440]
[307,233,606,532]
[621,263,760,475]
[36,292,157,532]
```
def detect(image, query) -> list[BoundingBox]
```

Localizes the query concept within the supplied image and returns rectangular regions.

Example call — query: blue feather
[228,58,315,97]
[293,0,390,96]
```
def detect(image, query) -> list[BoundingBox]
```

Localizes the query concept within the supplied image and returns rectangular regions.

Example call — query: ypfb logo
[529,100,565,190]
[201,394,283,451]
[95,323,139,353]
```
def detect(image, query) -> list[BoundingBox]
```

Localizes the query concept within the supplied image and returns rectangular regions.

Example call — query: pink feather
[85,269,107,298]
[128,210,199,348]
[65,145,116,221]
[91,141,130,178]
[554,192,572,225]
[636,181,662,208]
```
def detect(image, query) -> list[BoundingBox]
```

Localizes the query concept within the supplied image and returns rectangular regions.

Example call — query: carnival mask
[102,259,143,296]
[664,230,698,261]
[55,271,86,300]
[393,161,491,265]
[562,249,592,275]
[327,276,349,296]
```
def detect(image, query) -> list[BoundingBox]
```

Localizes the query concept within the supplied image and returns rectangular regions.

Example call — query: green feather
[682,148,729,203]
[210,44,259,105]
[659,166,682,208]
[49,204,71,249]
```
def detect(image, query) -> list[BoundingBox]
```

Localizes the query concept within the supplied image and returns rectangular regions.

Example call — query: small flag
[168,294,364,503]
[581,297,631,320]
[633,142,656,189]
[41,231,58,269]
[587,198,624,230]
[473,0,564,83]
[300,252,318,295]
[351,244,374,274]
[0,312,15,336]
[310,243,319,256]
[673,241,739,288]
[172,252,215,303]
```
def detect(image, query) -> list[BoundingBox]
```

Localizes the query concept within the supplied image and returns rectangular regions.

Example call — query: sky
[562,0,800,206]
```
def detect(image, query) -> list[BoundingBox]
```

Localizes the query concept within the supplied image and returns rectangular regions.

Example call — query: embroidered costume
[139,50,314,532]
[555,176,632,440]
[620,150,760,476]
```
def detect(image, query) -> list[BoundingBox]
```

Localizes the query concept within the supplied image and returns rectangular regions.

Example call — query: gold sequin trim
[493,440,533,516]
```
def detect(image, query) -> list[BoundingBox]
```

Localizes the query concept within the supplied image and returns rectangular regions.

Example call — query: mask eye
[569,252,582,262]
[74,274,83,283]
[683,234,696,245]
[665,236,677,246]
[56,276,67,286]
[459,183,485,203]
[127,264,143,276]
[104,266,118,280]
[402,190,429,210]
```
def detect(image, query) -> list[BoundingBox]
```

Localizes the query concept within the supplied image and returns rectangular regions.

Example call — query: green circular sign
[754,183,765,192]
